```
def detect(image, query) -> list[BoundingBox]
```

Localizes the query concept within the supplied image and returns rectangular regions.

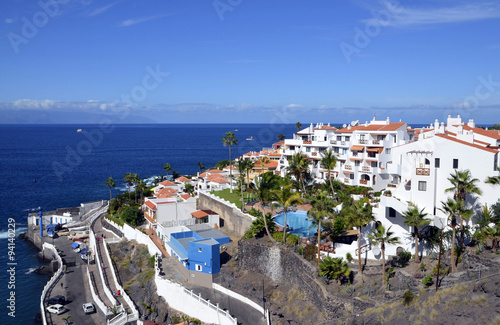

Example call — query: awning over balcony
[343,170,354,174]
[350,145,364,151]
[367,147,383,153]
[350,158,363,161]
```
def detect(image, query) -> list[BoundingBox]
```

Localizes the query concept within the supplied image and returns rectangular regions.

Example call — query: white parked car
[46,304,65,314]
[82,302,95,314]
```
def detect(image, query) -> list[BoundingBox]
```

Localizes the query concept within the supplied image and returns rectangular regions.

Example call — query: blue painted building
[168,226,230,280]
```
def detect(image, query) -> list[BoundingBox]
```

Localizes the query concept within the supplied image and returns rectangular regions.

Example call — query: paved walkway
[93,216,132,313]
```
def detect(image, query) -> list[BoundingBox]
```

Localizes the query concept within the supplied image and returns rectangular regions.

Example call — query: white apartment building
[278,117,412,191]
[276,116,500,260]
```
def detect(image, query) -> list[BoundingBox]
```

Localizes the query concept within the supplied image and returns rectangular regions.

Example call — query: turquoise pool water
[273,210,315,237]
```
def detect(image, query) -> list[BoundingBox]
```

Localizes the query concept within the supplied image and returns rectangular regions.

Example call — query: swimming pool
[273,210,315,237]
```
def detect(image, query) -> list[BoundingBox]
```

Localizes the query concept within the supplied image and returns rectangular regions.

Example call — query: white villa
[273,116,500,260]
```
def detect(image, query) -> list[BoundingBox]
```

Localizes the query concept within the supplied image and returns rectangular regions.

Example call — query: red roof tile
[336,122,406,134]
[435,134,499,153]
[253,159,279,169]
[159,180,176,186]
[191,210,209,219]
[181,194,191,200]
[144,200,156,210]
[207,169,224,173]
[175,176,190,182]
[463,125,500,140]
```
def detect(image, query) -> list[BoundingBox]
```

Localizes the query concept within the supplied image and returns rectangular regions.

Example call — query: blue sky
[1,0,500,124]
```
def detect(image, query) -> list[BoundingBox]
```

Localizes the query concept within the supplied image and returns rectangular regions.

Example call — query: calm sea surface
[0,123,296,323]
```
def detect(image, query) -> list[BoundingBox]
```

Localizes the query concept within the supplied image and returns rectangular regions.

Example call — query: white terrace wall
[40,243,63,325]
[198,192,256,237]
[105,219,162,257]
[154,257,237,325]
[86,266,111,316]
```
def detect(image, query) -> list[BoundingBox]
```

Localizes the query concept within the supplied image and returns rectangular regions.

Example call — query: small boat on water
[77,129,82,133]
[246,136,254,140]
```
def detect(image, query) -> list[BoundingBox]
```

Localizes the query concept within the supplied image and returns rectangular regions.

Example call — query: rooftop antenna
[373,111,377,120]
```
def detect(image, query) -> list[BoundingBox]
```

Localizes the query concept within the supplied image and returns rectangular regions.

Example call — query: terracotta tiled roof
[156,194,175,199]
[223,166,237,170]
[463,125,500,140]
[159,180,176,186]
[336,122,406,134]
[314,125,337,130]
[180,194,191,200]
[199,172,207,178]
[175,176,190,182]
[155,188,177,196]
[435,134,499,153]
[253,159,279,169]
[144,200,156,210]
[269,153,282,157]
[207,175,230,183]
[191,210,209,219]
[207,169,224,173]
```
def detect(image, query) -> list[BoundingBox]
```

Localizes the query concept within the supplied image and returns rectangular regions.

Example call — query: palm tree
[287,152,308,194]
[272,180,304,242]
[105,177,116,202]
[344,199,375,274]
[439,198,463,273]
[308,190,336,265]
[319,256,351,284]
[368,225,400,287]
[124,172,133,200]
[241,159,254,185]
[277,133,285,141]
[320,149,338,198]
[295,122,302,133]
[237,160,249,212]
[131,173,140,203]
[198,162,206,174]
[163,163,172,180]
[222,132,238,193]
[402,205,430,262]
[136,179,147,203]
[251,172,280,240]
[486,170,500,186]
[445,170,482,247]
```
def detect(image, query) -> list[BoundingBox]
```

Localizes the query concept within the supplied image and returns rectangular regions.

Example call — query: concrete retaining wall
[198,192,256,237]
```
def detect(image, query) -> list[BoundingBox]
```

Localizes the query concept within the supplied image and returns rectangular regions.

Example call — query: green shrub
[346,252,353,262]
[402,290,414,306]
[298,246,304,255]
[420,262,427,272]
[149,256,155,269]
[286,234,300,246]
[397,251,412,267]
[422,275,433,287]
[272,232,284,242]
[432,264,450,277]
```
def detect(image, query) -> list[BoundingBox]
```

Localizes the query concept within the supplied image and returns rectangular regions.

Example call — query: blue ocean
[0,123,296,323]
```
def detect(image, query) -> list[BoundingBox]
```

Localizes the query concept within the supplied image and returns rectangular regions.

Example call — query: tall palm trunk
[240,179,244,212]
[382,244,386,287]
[283,209,288,243]
[358,226,362,274]
[329,172,335,198]
[261,207,273,239]
[414,227,420,263]
[451,218,457,273]
[109,188,112,202]
[229,145,233,193]
[317,219,322,265]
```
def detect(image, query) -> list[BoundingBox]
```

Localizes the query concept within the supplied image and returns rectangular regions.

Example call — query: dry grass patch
[470,294,488,306]
[490,315,500,325]
[445,296,461,310]
[429,309,439,322]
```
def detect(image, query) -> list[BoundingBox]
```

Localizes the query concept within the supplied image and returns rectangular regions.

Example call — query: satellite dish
[372,245,381,257]
[434,216,446,230]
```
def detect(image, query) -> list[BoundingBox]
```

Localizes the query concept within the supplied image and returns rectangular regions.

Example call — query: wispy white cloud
[285,103,303,108]
[5,18,15,24]
[364,1,500,27]
[118,14,169,27]
[89,2,118,17]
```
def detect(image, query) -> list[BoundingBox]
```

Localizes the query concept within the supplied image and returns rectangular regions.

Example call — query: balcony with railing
[341,141,346,145]
[416,168,431,176]
[359,179,368,185]
[330,140,337,145]
[361,166,371,172]
[344,178,350,184]
[344,164,353,170]
[372,139,381,145]
[359,139,369,145]
[311,152,317,156]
